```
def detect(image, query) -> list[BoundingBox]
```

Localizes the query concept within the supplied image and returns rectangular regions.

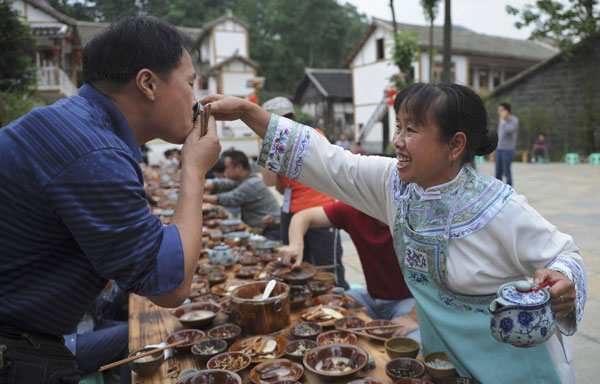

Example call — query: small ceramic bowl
[198,263,226,276]
[172,302,220,328]
[334,316,365,330]
[174,369,242,384]
[193,293,221,303]
[235,266,262,279]
[191,339,228,365]
[312,272,335,284]
[307,280,332,296]
[272,381,302,384]
[250,359,304,384]
[207,351,252,374]
[165,329,206,351]
[316,330,357,345]
[289,285,312,309]
[365,319,396,339]
[423,352,458,382]
[312,294,348,307]
[385,358,426,381]
[303,344,368,380]
[208,324,242,346]
[224,231,251,246]
[128,347,163,377]
[393,379,434,384]
[239,255,259,266]
[206,271,228,287]
[284,339,318,361]
[348,379,388,384]
[441,378,481,384]
[385,337,420,359]
[290,322,322,340]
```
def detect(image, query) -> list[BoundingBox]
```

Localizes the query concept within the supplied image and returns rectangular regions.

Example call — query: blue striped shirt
[0,85,184,336]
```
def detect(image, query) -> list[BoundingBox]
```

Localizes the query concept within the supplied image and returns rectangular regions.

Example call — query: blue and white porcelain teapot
[489,280,556,348]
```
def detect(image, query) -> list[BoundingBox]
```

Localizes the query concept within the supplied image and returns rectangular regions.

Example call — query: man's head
[262,97,295,120]
[223,150,251,181]
[498,102,511,119]
[83,16,197,144]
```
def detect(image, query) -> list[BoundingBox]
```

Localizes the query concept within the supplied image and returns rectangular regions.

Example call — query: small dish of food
[128,347,163,377]
[290,322,322,340]
[365,319,396,339]
[303,344,368,379]
[299,305,349,327]
[207,324,242,346]
[165,329,206,351]
[316,330,357,346]
[190,339,228,365]
[283,339,318,361]
[334,316,365,330]
[289,285,312,309]
[239,254,259,266]
[211,282,243,297]
[207,351,251,374]
[312,294,348,307]
[235,266,262,279]
[385,357,426,381]
[172,302,220,328]
[230,335,289,363]
[423,352,457,382]
[249,359,304,384]
[307,280,332,296]
[206,271,228,287]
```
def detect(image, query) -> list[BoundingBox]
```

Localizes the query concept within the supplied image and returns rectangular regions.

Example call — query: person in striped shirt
[0,16,220,383]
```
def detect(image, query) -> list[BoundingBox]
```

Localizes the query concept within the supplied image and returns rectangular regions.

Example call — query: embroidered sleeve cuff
[138,224,184,296]
[257,114,312,180]
[547,256,587,335]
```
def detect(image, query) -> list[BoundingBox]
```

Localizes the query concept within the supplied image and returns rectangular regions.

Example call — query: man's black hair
[499,102,511,113]
[224,150,250,171]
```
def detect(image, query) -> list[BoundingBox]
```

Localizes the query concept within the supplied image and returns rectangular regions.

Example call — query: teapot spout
[489,298,505,314]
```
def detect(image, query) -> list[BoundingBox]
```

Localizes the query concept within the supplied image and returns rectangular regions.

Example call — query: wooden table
[129,272,402,383]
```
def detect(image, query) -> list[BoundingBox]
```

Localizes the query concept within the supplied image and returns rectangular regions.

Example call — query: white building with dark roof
[345,17,558,152]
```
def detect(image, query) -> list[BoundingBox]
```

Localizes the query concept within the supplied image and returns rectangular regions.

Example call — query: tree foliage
[46,0,368,95]
[390,32,418,89]
[420,0,441,82]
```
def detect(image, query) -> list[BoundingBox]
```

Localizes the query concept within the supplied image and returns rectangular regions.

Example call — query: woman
[201,83,585,383]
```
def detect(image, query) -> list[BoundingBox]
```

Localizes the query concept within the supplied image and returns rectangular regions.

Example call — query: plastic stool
[564,153,580,165]
[349,283,363,290]
[537,156,549,164]
[474,156,485,164]
[589,153,600,165]
[79,372,104,384]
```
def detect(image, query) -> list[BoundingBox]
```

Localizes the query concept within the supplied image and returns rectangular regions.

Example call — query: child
[201,83,585,383]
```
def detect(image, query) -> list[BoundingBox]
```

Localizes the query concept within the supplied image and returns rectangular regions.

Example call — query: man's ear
[136,69,157,101]
[449,132,467,162]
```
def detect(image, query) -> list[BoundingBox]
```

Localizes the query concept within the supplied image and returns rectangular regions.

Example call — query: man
[261,97,348,289]
[335,133,351,150]
[204,150,281,240]
[0,16,220,383]
[495,102,519,186]
[279,201,420,341]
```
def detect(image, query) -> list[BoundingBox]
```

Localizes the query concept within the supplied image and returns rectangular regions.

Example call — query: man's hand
[391,315,419,337]
[181,115,220,176]
[261,215,277,228]
[278,244,304,269]
[534,268,576,319]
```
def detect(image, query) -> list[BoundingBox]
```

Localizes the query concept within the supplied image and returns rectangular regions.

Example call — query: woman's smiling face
[392,111,459,189]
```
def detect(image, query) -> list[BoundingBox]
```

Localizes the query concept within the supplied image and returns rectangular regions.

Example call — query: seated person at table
[280,201,420,341]
[531,132,549,162]
[204,150,281,240]
[64,281,130,384]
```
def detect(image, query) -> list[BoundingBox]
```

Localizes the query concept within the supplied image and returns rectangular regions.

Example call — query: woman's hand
[534,268,576,318]
[278,244,304,269]
[199,94,271,139]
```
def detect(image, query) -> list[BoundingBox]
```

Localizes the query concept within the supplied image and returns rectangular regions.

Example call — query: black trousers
[0,324,81,384]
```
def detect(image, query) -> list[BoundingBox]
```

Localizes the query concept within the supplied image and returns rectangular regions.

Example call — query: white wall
[222,72,254,96]
[13,1,60,23]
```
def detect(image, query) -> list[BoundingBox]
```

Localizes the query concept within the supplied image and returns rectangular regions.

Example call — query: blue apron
[391,167,561,383]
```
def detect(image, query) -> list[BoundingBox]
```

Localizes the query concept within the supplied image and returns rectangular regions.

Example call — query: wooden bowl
[423,352,458,382]
[235,266,262,279]
[289,285,312,309]
[211,281,243,297]
[334,316,365,330]
[249,358,304,384]
[193,293,221,303]
[198,263,226,275]
[207,324,242,346]
[365,319,396,339]
[191,339,228,365]
[303,344,368,379]
[313,272,335,284]
[385,337,420,359]
[174,369,242,384]
[298,305,349,327]
[313,294,348,307]
[128,347,163,377]
[290,322,322,340]
[316,330,357,345]
[207,351,251,374]
[239,255,259,266]
[283,339,318,361]
[165,329,206,351]
[273,262,317,284]
[172,302,220,328]
[230,281,291,335]
[307,280,332,296]
[206,271,228,287]
[229,335,289,363]
[385,358,426,381]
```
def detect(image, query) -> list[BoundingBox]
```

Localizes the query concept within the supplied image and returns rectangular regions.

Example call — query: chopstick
[99,340,186,371]
[342,328,390,342]
[314,264,339,270]
[346,324,404,332]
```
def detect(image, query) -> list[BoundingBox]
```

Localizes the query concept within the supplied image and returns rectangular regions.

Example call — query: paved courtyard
[339,161,600,382]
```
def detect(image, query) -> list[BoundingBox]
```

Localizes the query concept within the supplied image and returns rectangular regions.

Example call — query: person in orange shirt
[261,97,348,289]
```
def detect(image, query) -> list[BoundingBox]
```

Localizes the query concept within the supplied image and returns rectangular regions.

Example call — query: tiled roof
[302,68,352,99]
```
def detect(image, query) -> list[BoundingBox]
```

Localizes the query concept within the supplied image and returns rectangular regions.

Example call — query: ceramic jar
[489,280,556,348]
[206,245,238,267]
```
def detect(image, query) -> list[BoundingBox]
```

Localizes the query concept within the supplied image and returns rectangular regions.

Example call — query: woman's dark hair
[83,15,193,87]
[393,83,498,164]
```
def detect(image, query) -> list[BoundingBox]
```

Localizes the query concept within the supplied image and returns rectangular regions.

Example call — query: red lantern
[66,34,73,44]
[387,98,395,106]
[248,94,258,104]
[386,89,396,97]
[51,45,60,56]
[73,50,82,66]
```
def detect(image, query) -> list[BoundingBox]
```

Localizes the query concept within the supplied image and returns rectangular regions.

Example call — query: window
[492,70,502,88]
[376,38,384,60]
[432,61,456,82]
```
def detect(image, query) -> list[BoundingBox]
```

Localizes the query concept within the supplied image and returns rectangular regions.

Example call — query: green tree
[420,0,441,82]
[441,0,452,82]
[507,0,600,153]
[390,32,418,89]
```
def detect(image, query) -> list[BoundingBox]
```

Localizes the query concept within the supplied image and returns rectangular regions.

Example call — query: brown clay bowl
[303,344,368,379]
[385,337,420,359]
[441,378,481,384]
[207,324,242,346]
[423,352,458,382]
[229,335,289,363]
[219,297,232,314]
[283,339,318,361]
[306,280,332,296]
[128,347,164,377]
[316,330,357,345]
[312,294,348,307]
[235,266,262,279]
[386,358,426,381]
[198,263,226,275]
[393,379,434,384]
[273,262,317,284]
[165,329,206,351]
[349,379,388,384]
[189,279,210,298]
[365,319,396,339]
[207,271,228,287]
[289,285,312,309]
[239,255,259,266]
[172,302,220,328]
[334,316,366,330]
[210,281,243,297]
[193,293,221,303]
[298,305,349,327]
[272,381,301,384]
[249,358,304,384]
[191,339,228,365]
[290,322,322,340]
[207,351,252,374]
[174,369,242,384]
